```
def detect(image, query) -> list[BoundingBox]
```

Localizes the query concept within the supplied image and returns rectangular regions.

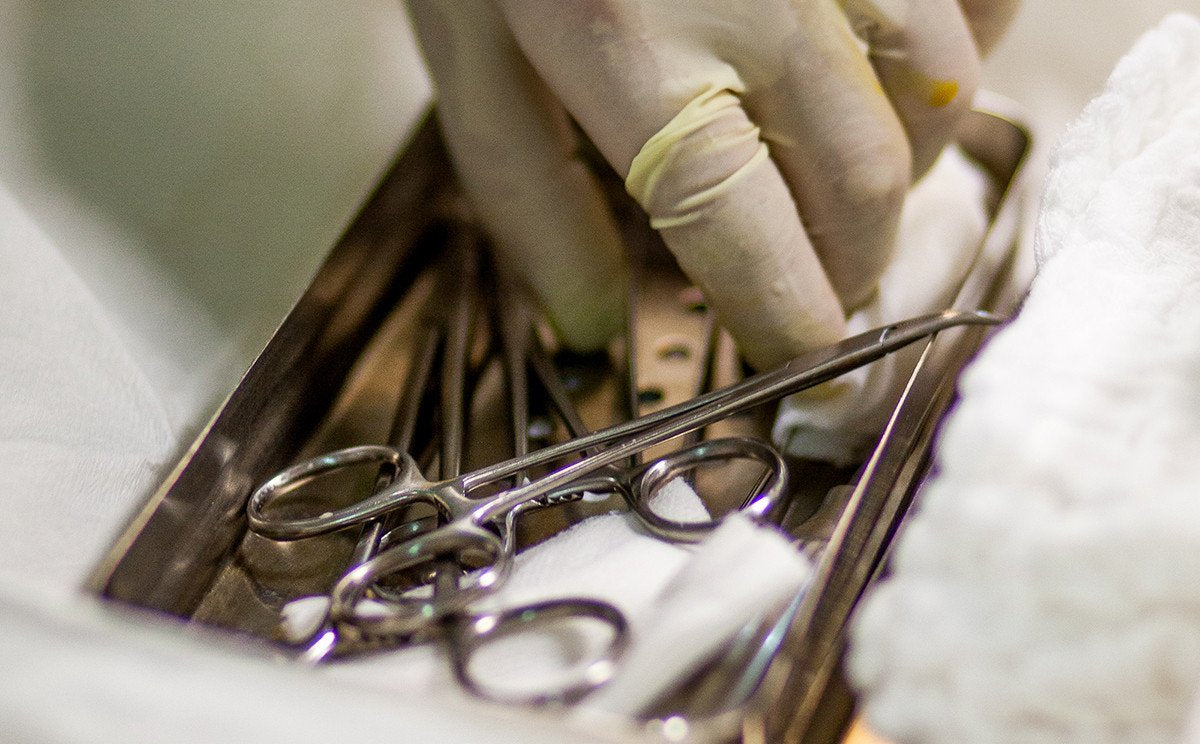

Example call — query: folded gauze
[285,479,810,720]
[848,14,1200,744]
[773,143,994,464]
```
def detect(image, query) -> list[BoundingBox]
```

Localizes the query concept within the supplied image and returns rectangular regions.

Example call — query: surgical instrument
[247,308,999,640]
[255,235,792,703]
[92,108,1031,742]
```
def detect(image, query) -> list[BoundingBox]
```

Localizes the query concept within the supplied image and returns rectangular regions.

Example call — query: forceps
[290,226,473,663]
[248,303,999,644]
[262,237,779,703]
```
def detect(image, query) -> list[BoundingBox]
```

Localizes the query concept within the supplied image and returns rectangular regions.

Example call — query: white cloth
[287,483,809,719]
[0,571,634,744]
[0,182,177,589]
[773,144,994,464]
[0,2,430,434]
[848,14,1200,744]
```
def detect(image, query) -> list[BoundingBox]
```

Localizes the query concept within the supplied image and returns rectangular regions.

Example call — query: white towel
[848,13,1200,744]
[772,143,994,464]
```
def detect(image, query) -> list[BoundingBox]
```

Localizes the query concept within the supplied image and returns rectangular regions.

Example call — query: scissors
[256,235,793,703]
[249,248,997,703]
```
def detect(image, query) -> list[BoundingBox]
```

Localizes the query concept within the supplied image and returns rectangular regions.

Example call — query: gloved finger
[407,0,627,351]
[624,85,848,369]
[744,0,912,311]
[957,0,1023,57]
[839,0,980,177]
[493,0,850,366]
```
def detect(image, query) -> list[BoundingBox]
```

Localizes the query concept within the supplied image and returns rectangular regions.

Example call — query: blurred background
[0,2,429,432]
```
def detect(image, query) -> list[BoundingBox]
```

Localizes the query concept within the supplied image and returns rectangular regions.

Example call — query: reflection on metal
[742,102,1032,744]
[90,103,1030,744]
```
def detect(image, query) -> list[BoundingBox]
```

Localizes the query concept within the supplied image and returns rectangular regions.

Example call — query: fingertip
[843,0,981,178]
[487,179,630,353]
[543,280,626,353]
[412,0,630,356]
[741,316,848,372]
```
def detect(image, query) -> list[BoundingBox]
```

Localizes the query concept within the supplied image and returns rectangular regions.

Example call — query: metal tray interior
[89,105,1031,743]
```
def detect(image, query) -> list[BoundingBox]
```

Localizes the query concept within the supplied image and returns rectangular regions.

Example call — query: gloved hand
[407,0,1020,369]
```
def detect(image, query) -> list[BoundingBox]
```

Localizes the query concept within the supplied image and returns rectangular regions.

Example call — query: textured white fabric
[848,14,1200,744]
[297,483,809,719]
[578,513,810,717]
[0,182,176,590]
[0,572,634,744]
[773,144,993,464]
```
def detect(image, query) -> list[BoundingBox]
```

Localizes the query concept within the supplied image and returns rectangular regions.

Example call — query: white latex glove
[773,143,994,464]
[407,0,1018,368]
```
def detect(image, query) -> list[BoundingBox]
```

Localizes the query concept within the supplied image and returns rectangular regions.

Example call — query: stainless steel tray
[89,105,1030,744]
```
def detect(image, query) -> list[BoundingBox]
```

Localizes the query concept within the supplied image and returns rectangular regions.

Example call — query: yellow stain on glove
[928,79,959,107]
